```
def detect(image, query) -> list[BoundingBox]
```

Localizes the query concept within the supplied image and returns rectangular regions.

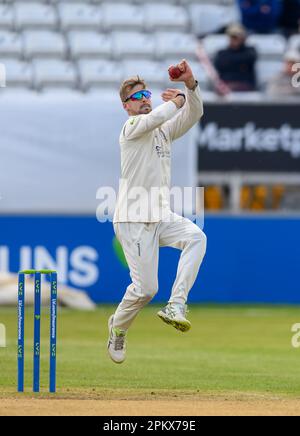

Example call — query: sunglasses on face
[124,90,152,103]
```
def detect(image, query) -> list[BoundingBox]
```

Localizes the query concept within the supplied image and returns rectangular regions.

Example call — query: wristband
[175,93,186,101]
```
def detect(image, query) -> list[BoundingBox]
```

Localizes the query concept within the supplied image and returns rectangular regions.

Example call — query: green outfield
[1,304,300,401]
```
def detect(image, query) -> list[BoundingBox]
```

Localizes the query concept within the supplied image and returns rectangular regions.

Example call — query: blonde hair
[119,75,147,102]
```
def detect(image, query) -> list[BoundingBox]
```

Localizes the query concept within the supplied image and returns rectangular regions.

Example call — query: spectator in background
[214,24,257,92]
[238,0,282,33]
[267,51,300,97]
[280,0,300,36]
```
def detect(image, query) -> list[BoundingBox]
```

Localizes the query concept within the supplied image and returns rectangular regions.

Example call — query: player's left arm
[162,59,204,142]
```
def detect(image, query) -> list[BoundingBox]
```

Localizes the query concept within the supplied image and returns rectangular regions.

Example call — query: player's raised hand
[168,59,194,86]
[161,88,186,109]
[161,88,183,102]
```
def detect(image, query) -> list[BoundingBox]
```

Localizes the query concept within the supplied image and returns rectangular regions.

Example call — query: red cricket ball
[168,66,182,80]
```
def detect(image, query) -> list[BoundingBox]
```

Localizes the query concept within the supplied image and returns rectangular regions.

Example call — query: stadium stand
[14,3,58,30]
[78,59,122,90]
[0,0,298,93]
[68,31,112,59]
[33,59,78,90]
[0,30,23,58]
[122,59,165,88]
[0,5,14,30]
[112,31,155,59]
[288,34,300,50]
[101,3,145,32]
[155,32,198,60]
[188,3,240,35]
[57,3,103,31]
[3,58,33,87]
[256,59,283,88]
[247,34,286,59]
[144,4,189,32]
[23,30,67,58]
[202,34,229,57]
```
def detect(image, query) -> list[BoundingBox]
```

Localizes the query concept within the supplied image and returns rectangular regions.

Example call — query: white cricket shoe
[107,315,127,364]
[157,303,191,332]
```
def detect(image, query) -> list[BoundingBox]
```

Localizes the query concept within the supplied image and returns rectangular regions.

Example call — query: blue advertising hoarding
[0,215,299,304]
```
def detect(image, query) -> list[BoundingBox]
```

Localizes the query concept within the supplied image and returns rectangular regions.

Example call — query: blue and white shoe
[107,315,127,364]
[157,303,191,332]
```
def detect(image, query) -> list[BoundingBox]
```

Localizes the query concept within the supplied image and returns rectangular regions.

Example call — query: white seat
[0,5,14,29]
[33,59,77,90]
[288,35,300,52]
[248,35,286,59]
[23,31,66,59]
[144,4,189,32]
[155,32,198,60]
[6,0,55,3]
[0,31,23,57]
[122,60,165,88]
[188,4,239,36]
[182,0,236,4]
[202,34,229,58]
[2,59,33,87]
[102,3,145,31]
[78,59,122,90]
[256,60,283,88]
[68,31,112,59]
[89,0,127,2]
[58,3,102,31]
[112,31,155,60]
[14,3,58,29]
[135,0,178,3]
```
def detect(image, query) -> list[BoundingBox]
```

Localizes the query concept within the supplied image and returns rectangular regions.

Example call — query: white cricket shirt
[114,85,204,223]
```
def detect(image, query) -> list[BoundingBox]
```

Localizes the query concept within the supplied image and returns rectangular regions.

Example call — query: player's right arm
[123,97,184,141]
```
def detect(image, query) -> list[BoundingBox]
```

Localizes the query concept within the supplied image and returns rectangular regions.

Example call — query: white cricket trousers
[113,212,207,331]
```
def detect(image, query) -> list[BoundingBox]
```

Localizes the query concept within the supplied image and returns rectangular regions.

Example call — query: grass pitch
[1,305,300,415]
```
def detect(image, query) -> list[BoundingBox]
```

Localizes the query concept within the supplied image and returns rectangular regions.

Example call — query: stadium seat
[23,30,67,59]
[0,5,14,30]
[33,59,78,90]
[202,34,229,58]
[14,3,58,30]
[204,186,223,210]
[135,0,178,3]
[247,35,286,59]
[0,31,23,58]
[68,31,112,59]
[3,59,33,88]
[182,0,236,4]
[57,3,102,31]
[256,60,283,88]
[288,35,300,52]
[122,60,165,88]
[188,4,240,36]
[112,31,155,60]
[102,3,145,31]
[78,59,122,90]
[144,4,189,32]
[154,32,198,60]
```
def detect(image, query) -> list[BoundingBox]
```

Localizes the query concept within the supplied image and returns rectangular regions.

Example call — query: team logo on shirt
[155,130,170,159]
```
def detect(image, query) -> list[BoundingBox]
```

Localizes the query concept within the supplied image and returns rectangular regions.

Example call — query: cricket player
[108,60,207,363]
